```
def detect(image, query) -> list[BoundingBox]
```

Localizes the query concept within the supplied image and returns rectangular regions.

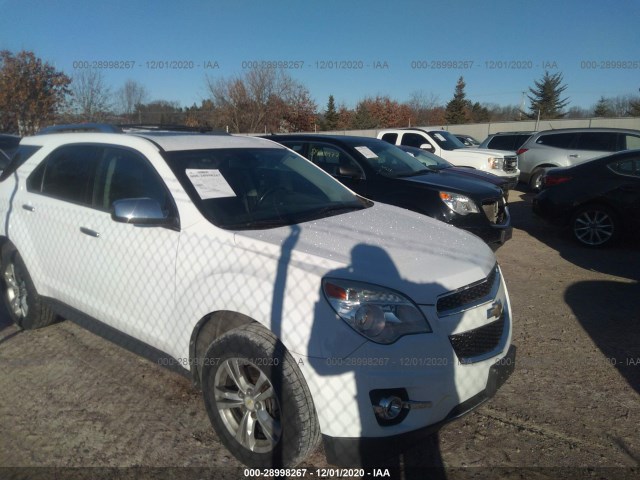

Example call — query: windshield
[350,142,430,178]
[164,147,370,229]
[404,149,452,170]
[428,131,466,151]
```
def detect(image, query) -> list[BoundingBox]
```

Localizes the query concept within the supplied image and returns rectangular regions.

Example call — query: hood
[234,203,495,304]
[399,171,503,198]
[445,167,509,187]
[462,148,517,157]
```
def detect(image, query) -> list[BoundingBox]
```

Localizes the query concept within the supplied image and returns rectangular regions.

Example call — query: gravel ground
[0,188,638,480]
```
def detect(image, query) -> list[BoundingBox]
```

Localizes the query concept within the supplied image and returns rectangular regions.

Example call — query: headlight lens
[322,279,431,344]
[488,157,503,169]
[439,191,479,215]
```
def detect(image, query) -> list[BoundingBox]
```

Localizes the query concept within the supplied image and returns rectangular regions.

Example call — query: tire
[1,243,56,329]
[201,323,320,468]
[529,168,545,192]
[570,204,618,247]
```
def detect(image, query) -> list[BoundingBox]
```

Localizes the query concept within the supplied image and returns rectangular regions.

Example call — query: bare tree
[117,79,148,120]
[206,67,316,133]
[406,90,441,126]
[70,69,112,122]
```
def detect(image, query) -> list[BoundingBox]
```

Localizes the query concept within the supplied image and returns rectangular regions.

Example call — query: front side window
[401,133,428,149]
[307,143,363,178]
[27,145,102,206]
[164,147,370,229]
[96,147,172,213]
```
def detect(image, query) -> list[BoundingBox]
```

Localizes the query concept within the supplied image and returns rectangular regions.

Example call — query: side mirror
[338,164,364,180]
[419,143,434,152]
[111,198,173,226]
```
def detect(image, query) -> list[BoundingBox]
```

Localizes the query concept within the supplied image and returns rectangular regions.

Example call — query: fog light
[375,396,404,420]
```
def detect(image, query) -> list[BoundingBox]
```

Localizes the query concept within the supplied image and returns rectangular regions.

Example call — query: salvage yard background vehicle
[377,128,520,191]
[517,128,640,191]
[533,149,640,247]
[268,134,512,248]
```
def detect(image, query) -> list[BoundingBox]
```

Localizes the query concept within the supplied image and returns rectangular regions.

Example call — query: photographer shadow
[307,243,460,479]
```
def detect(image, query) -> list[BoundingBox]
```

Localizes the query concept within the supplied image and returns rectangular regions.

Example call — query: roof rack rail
[119,124,227,134]
[36,123,229,136]
[37,123,123,135]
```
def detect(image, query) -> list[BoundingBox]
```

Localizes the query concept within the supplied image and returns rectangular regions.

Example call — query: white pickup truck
[378,128,520,190]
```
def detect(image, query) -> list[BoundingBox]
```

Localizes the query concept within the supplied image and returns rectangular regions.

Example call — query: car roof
[533,127,640,135]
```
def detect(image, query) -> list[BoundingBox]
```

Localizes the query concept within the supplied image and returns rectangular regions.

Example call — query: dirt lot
[0,188,638,480]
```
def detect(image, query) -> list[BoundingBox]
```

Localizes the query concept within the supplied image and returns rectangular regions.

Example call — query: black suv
[266,134,512,247]
[479,131,535,152]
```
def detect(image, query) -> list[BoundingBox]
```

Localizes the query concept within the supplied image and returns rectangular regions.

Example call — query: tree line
[1,50,639,136]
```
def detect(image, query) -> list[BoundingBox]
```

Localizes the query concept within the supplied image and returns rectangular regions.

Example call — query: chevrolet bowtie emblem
[488,300,503,319]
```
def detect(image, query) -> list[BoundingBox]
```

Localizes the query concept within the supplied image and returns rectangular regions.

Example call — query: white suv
[0,126,515,467]
[378,128,520,191]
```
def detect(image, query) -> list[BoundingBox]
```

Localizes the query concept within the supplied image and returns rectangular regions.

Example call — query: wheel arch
[189,310,257,388]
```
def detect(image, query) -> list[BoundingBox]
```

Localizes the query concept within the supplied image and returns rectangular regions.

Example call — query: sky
[1,0,639,112]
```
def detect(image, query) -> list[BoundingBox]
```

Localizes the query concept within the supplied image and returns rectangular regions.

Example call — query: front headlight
[488,157,503,169]
[322,279,431,344]
[439,191,479,215]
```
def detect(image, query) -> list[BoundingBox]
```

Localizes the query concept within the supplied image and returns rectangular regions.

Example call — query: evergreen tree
[445,76,469,125]
[323,94,338,130]
[527,71,569,119]
[593,96,612,117]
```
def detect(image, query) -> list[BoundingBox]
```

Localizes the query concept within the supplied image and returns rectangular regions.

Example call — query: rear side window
[27,145,102,206]
[380,133,398,144]
[609,158,640,177]
[536,133,577,149]
[575,132,617,151]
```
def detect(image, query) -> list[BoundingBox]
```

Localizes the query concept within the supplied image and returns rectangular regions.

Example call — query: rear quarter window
[0,145,42,180]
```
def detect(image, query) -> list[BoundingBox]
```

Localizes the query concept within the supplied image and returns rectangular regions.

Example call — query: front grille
[503,156,518,172]
[437,266,498,315]
[450,316,505,361]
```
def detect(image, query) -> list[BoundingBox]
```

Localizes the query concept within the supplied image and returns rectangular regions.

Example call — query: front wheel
[571,205,618,247]
[201,323,320,468]
[1,243,56,329]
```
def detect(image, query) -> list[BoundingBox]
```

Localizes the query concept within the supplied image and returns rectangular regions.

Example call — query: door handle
[80,227,100,238]
[568,154,579,158]
[22,204,35,212]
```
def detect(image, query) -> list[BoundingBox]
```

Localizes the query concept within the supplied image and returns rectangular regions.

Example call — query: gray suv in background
[518,128,640,190]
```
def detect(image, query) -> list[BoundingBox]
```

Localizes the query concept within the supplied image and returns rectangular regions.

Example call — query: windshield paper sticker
[186,169,235,199]
[355,146,378,159]
[434,133,446,142]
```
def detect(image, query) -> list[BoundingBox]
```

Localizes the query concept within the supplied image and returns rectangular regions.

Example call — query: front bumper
[323,345,516,466]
